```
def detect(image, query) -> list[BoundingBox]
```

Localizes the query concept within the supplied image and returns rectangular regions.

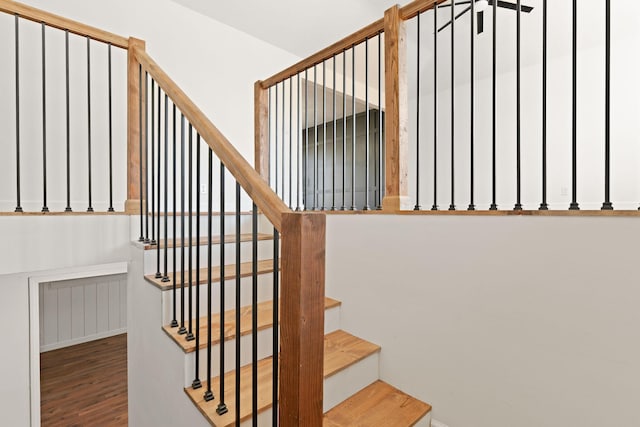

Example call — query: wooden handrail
[134,48,290,231]
[260,18,384,90]
[399,0,450,21]
[0,0,129,48]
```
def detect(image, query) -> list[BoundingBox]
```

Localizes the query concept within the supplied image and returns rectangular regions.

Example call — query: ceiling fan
[437,0,534,34]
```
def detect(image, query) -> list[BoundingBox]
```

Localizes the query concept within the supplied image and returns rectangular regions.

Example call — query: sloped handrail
[134,48,290,231]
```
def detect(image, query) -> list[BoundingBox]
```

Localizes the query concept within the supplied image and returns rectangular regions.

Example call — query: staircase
[136,217,432,426]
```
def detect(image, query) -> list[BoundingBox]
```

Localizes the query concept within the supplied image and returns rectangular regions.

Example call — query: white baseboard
[40,328,127,353]
[431,419,450,427]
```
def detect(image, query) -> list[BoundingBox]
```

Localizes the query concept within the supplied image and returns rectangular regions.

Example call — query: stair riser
[232,352,380,427]
[183,305,341,387]
[142,239,274,275]
[160,274,275,325]
[130,214,258,241]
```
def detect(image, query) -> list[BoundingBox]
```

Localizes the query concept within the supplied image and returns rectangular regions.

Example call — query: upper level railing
[258,0,640,213]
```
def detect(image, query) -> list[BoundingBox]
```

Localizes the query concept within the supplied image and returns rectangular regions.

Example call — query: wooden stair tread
[323,380,431,427]
[164,297,342,353]
[143,233,272,250]
[145,259,277,290]
[184,330,379,427]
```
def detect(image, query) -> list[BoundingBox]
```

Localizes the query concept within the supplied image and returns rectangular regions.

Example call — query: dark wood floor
[40,334,128,426]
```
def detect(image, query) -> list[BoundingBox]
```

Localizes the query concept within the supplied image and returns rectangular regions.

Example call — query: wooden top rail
[0,0,129,49]
[134,48,290,231]
[399,0,450,21]
[260,18,384,89]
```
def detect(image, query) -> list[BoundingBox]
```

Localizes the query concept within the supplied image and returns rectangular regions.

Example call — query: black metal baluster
[304,68,308,210]
[297,73,302,211]
[215,162,228,414]
[268,86,271,188]
[289,77,293,209]
[514,0,523,211]
[204,148,215,402]
[569,0,579,210]
[432,4,439,211]
[377,33,383,210]
[602,0,613,210]
[282,81,286,208]
[42,23,49,213]
[65,30,72,212]
[171,105,178,328]
[138,65,144,239]
[449,0,456,211]
[342,51,347,211]
[150,80,156,241]
[162,95,170,282]
[178,114,187,336]
[144,73,150,243]
[468,2,476,211]
[322,60,327,210]
[275,82,279,197]
[364,38,371,211]
[155,87,162,277]
[192,133,202,388]
[539,0,549,210]
[490,0,498,210]
[14,15,22,213]
[186,125,195,341]
[351,46,357,210]
[86,36,92,213]
[234,182,241,425]
[108,44,114,212]
[271,229,280,426]
[251,204,258,426]
[332,56,337,211]
[314,64,318,210]
[415,15,421,211]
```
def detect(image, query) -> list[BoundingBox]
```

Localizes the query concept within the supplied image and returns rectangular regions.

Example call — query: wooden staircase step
[164,297,341,353]
[184,330,380,427]
[145,259,277,290]
[143,233,273,250]
[323,380,431,427]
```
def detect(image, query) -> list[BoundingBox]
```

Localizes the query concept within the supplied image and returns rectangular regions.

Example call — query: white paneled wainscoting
[39,272,127,352]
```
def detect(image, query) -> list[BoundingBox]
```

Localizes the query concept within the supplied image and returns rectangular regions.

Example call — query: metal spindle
[282,81,286,207]
[351,46,356,210]
[251,204,258,425]
[296,73,302,211]
[86,36,92,213]
[204,148,215,402]
[14,15,22,213]
[138,65,144,239]
[364,38,371,211]
[449,0,456,211]
[171,105,178,328]
[271,229,280,425]
[107,44,114,212]
[332,56,337,211]
[468,2,475,211]
[162,95,170,282]
[603,0,613,210]
[192,133,202,387]
[514,0,523,211]
[569,0,579,210]
[304,68,308,210]
[415,15,421,211]
[314,64,318,210]
[42,23,49,213]
[178,114,187,335]
[275,82,279,197]
[150,80,156,241]
[490,0,498,210]
[186,125,195,341]
[289,77,293,209]
[65,30,72,212]
[155,87,162,277]
[342,50,347,211]
[432,4,439,211]
[322,60,327,210]
[234,182,241,425]
[215,163,228,414]
[144,73,150,243]
[377,33,383,210]
[540,0,549,210]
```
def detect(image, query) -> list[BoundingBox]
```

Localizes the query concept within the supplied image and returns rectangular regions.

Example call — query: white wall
[326,214,640,427]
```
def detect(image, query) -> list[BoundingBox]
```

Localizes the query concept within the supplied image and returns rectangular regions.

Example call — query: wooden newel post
[280,212,326,427]
[125,37,146,214]
[255,81,270,183]
[382,5,410,211]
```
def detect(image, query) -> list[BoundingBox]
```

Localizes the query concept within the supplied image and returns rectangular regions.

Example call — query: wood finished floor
[40,334,128,426]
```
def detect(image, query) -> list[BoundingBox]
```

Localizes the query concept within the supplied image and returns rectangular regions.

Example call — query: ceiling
[170,0,400,57]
